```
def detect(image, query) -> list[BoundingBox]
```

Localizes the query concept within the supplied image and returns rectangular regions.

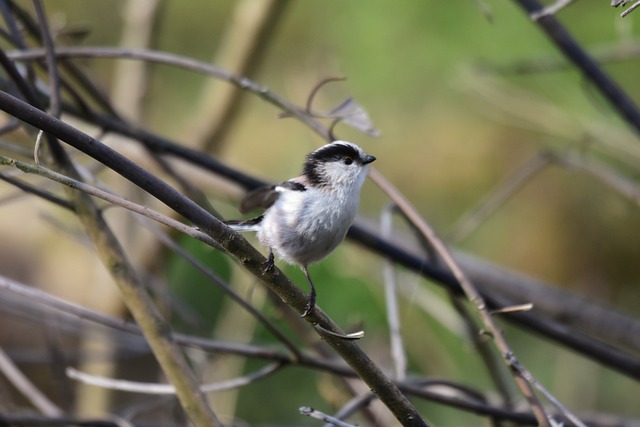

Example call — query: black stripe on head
[308,142,361,164]
[302,142,362,186]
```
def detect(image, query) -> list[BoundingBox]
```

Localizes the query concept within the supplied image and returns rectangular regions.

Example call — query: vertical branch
[111,0,160,121]
[448,295,515,411]
[0,8,224,423]
[381,205,407,381]
[76,206,225,427]
[32,0,60,118]
[186,0,291,152]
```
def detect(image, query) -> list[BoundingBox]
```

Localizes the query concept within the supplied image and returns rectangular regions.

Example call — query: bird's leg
[301,265,316,318]
[261,250,275,276]
[299,266,363,340]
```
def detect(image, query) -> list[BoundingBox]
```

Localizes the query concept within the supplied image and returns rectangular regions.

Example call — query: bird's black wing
[239,180,306,214]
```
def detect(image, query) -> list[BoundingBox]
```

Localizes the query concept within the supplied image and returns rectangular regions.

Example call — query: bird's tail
[224,215,263,232]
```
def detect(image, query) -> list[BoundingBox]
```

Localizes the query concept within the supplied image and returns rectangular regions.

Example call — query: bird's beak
[363,155,376,165]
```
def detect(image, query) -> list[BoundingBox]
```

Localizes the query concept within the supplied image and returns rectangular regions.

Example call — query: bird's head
[302,141,376,189]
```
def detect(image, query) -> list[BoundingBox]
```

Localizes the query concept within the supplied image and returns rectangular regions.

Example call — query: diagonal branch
[514,0,640,137]
[368,169,555,427]
[0,89,429,427]
[3,44,637,377]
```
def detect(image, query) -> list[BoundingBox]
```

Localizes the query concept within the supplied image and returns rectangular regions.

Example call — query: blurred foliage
[165,235,233,332]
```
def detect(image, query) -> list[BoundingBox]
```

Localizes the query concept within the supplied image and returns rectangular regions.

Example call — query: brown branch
[368,169,555,427]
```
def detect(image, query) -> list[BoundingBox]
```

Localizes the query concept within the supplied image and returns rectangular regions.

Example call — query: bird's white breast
[257,185,359,266]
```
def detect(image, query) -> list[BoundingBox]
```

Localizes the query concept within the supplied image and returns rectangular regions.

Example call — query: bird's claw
[261,252,275,276]
[301,303,313,318]
[300,294,316,318]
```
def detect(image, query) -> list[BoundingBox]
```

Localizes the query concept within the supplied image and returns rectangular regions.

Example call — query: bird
[225,140,376,317]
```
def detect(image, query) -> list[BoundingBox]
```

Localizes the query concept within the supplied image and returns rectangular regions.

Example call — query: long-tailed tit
[226,140,376,317]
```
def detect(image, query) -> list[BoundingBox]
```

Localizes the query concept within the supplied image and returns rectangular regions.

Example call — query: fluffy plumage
[226,140,375,316]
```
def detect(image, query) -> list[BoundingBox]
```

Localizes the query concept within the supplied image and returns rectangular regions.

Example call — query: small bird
[226,140,376,317]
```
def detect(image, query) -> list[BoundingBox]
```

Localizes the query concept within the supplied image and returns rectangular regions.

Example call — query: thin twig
[513,0,640,136]
[0,153,223,249]
[392,198,516,414]
[67,363,281,395]
[0,346,63,416]
[32,0,60,118]
[6,45,330,139]
[381,204,407,381]
[506,354,587,427]
[368,168,554,427]
[300,407,358,427]
[530,0,575,19]
[139,216,302,358]
[0,170,74,209]
[447,153,552,243]
[324,392,377,427]
[449,295,515,414]
[305,76,347,114]
[621,0,640,17]
[549,151,640,208]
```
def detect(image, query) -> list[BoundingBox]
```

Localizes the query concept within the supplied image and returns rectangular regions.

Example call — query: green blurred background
[1,0,639,425]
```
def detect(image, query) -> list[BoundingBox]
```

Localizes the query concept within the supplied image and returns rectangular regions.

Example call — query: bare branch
[32,0,60,118]
[0,89,429,427]
[66,363,281,395]
[381,205,407,381]
[0,346,63,416]
[368,168,555,427]
[300,407,358,427]
[447,153,552,243]
[513,0,640,136]
[0,153,223,249]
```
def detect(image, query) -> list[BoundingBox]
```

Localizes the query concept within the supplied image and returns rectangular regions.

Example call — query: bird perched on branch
[226,140,376,317]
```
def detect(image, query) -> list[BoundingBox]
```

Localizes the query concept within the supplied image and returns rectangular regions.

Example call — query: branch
[367,170,556,427]
[0,153,303,357]
[1,274,631,427]
[514,0,640,136]
[0,346,63,416]
[66,363,281,395]
[0,90,428,427]
[0,22,224,425]
[6,45,330,140]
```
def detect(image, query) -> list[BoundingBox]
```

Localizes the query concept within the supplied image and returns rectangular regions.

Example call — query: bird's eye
[343,157,353,165]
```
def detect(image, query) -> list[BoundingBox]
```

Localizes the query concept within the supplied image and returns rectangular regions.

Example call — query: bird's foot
[261,252,275,276]
[301,266,316,318]
[301,296,315,318]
